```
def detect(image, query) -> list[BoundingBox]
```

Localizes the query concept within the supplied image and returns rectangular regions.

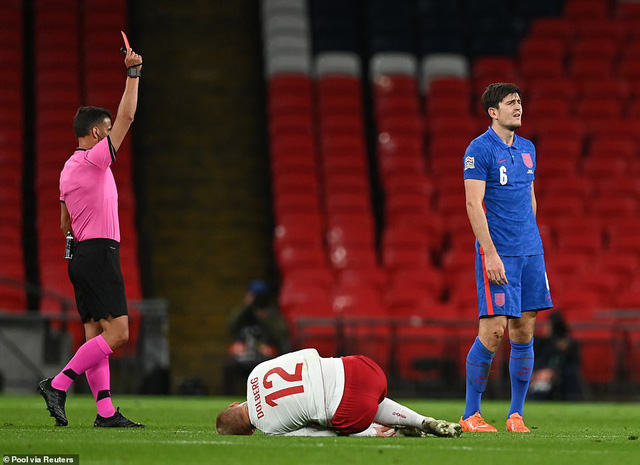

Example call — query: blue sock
[508,339,534,418]
[463,337,495,420]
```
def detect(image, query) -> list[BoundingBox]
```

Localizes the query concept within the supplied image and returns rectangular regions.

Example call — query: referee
[38,45,144,427]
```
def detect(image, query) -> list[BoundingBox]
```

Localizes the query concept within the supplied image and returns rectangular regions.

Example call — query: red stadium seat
[326,215,375,248]
[427,115,482,140]
[273,214,324,255]
[324,191,371,215]
[472,57,517,81]
[388,266,445,302]
[571,38,617,63]
[269,74,313,99]
[527,97,570,120]
[324,172,370,196]
[519,57,565,81]
[270,113,314,137]
[572,18,626,42]
[528,18,576,41]
[373,74,418,99]
[617,58,640,80]
[533,118,585,140]
[425,95,471,117]
[577,78,630,101]
[382,245,431,271]
[336,267,387,289]
[582,157,628,179]
[374,95,420,119]
[576,98,622,121]
[564,0,609,18]
[328,245,377,271]
[573,327,618,385]
[277,245,327,272]
[427,77,472,100]
[569,57,612,79]
[525,77,577,102]
[587,137,635,161]
[519,37,566,62]
[376,114,423,138]
[536,136,583,164]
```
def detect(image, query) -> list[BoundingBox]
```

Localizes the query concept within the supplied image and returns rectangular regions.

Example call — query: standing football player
[460,83,552,433]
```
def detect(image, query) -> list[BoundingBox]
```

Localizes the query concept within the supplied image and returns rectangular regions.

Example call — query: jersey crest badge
[464,156,475,170]
[494,293,506,306]
[521,153,533,168]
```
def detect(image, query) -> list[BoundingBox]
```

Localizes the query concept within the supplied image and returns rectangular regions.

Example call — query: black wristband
[127,67,141,78]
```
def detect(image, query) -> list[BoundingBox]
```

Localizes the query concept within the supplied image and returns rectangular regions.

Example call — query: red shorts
[330,355,387,434]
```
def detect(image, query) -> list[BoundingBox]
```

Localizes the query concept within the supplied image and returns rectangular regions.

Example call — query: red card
[121,31,131,51]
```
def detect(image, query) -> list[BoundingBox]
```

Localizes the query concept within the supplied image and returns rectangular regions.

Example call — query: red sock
[86,356,117,418]
[51,334,113,392]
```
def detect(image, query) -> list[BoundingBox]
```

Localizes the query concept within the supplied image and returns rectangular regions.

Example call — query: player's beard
[505,120,522,131]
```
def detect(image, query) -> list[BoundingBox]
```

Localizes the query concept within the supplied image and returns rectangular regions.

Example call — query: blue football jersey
[463,127,544,257]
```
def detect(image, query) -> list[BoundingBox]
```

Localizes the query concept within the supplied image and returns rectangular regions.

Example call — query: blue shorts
[475,253,553,318]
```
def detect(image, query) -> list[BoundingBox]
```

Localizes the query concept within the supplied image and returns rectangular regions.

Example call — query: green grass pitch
[1,395,638,465]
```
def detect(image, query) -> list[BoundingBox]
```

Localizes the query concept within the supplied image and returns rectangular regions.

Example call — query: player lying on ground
[216,348,462,437]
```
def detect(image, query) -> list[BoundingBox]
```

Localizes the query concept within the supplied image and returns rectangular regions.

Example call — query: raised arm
[109,47,143,152]
[464,178,508,285]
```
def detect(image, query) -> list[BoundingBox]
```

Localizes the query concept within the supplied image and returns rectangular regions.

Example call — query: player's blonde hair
[216,405,254,435]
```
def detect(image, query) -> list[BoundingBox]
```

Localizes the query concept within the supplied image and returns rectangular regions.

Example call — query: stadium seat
[572,18,625,42]
[277,245,326,273]
[273,214,324,255]
[572,327,618,385]
[536,137,583,164]
[388,265,444,302]
[420,53,469,92]
[527,97,570,120]
[382,245,431,271]
[527,18,575,42]
[587,137,635,161]
[564,0,609,19]
[519,37,566,62]
[336,267,386,289]
[315,52,360,77]
[582,157,628,179]
[427,115,481,140]
[472,56,517,81]
[326,216,375,249]
[577,78,630,101]
[328,246,377,271]
[525,77,578,102]
[426,77,472,99]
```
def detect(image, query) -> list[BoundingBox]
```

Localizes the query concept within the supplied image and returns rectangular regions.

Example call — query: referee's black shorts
[68,238,128,323]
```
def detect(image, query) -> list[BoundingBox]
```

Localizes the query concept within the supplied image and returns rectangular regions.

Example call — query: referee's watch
[127,67,141,78]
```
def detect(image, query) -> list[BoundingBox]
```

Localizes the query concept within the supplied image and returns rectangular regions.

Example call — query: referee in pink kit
[38,44,144,428]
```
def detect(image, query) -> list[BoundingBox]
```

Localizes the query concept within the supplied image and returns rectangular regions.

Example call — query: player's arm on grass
[278,426,337,436]
[464,178,508,285]
[110,47,142,152]
[60,202,71,237]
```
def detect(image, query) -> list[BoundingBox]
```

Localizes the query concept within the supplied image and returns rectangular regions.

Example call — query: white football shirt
[246,348,345,435]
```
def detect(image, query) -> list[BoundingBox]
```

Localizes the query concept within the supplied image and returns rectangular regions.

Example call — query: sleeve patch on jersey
[464,156,475,170]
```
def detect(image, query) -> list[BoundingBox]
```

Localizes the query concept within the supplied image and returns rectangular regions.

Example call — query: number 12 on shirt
[263,363,305,406]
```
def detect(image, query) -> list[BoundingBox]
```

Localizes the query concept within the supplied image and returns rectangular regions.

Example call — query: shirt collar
[486,126,521,150]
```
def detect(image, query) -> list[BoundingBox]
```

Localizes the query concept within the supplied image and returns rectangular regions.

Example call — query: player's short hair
[481,83,522,117]
[216,405,254,435]
[73,106,113,138]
